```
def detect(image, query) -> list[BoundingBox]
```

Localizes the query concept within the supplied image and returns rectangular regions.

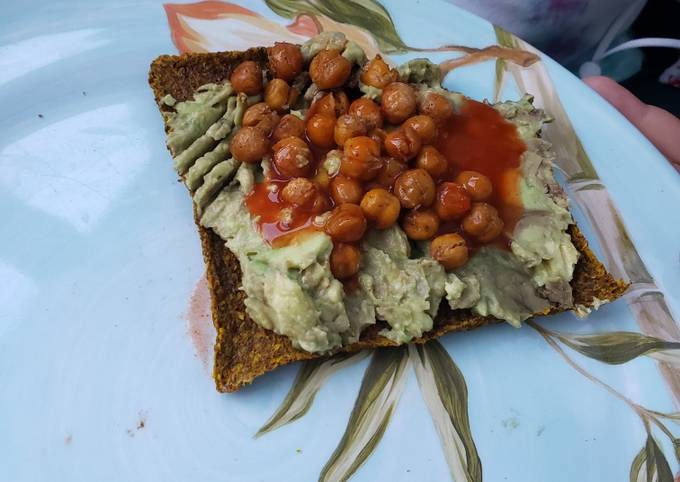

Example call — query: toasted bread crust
[150,51,628,392]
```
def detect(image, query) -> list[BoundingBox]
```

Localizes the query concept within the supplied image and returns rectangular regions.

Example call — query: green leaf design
[553,331,680,365]
[319,347,409,482]
[673,438,680,464]
[493,25,517,49]
[647,410,680,425]
[265,0,409,53]
[411,341,482,482]
[645,435,674,482]
[256,351,368,437]
[630,444,648,482]
[630,436,674,482]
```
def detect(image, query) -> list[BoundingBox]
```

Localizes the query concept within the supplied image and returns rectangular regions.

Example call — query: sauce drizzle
[435,99,526,247]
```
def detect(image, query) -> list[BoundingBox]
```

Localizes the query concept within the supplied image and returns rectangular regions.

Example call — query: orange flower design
[164,1,381,57]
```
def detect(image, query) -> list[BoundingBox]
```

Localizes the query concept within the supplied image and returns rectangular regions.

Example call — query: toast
[149,48,628,392]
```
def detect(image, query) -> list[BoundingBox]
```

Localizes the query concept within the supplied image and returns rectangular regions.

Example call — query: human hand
[584,76,680,171]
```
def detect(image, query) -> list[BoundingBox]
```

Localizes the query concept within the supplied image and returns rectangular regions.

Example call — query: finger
[584,76,680,169]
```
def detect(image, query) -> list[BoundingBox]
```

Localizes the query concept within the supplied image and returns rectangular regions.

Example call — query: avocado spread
[162,34,579,353]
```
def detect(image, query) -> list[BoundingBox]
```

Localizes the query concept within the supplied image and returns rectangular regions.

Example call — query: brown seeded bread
[149,50,628,392]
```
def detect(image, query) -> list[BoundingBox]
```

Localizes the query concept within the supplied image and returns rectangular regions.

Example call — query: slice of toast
[149,49,628,392]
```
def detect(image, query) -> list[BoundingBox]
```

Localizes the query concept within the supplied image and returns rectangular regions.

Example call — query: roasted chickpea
[242,102,269,127]
[324,203,367,242]
[340,136,382,181]
[402,115,437,144]
[272,114,305,143]
[401,209,440,240]
[434,182,471,220]
[430,233,469,270]
[280,177,317,208]
[454,170,493,201]
[360,188,401,229]
[231,126,269,163]
[330,243,361,280]
[384,126,421,161]
[242,103,280,136]
[418,91,454,122]
[309,49,352,90]
[393,168,435,208]
[360,54,399,89]
[381,82,417,124]
[267,42,304,82]
[462,202,504,242]
[272,136,314,178]
[265,78,291,112]
[329,175,363,205]
[314,91,349,118]
[349,98,383,130]
[415,146,448,178]
[306,113,336,148]
[334,114,367,147]
[230,60,262,95]
[374,157,406,188]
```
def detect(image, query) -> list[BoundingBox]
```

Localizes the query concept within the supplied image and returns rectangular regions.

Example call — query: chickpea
[454,170,493,201]
[402,115,437,144]
[272,136,314,178]
[360,54,398,89]
[231,126,269,163]
[306,113,336,148]
[340,136,382,181]
[418,91,454,122]
[415,146,448,178]
[324,203,367,242]
[462,202,504,242]
[401,209,440,240]
[330,243,361,280]
[314,91,349,118]
[242,102,276,127]
[393,168,435,208]
[230,60,262,95]
[272,114,305,143]
[381,82,417,124]
[280,177,317,208]
[310,192,331,214]
[384,126,421,161]
[330,175,363,205]
[264,78,291,112]
[360,188,401,229]
[241,103,280,136]
[374,157,406,189]
[368,128,387,149]
[334,114,367,147]
[434,182,471,220]
[430,233,469,270]
[267,42,304,82]
[309,49,352,90]
[349,98,383,130]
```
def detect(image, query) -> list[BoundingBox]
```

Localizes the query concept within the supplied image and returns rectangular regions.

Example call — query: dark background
[621,0,680,116]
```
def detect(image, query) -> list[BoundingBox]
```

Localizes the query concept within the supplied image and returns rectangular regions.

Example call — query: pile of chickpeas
[229,42,505,280]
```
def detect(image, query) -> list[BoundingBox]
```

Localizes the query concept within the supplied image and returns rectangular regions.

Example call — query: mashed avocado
[496,95,579,308]
[359,227,446,343]
[201,171,370,352]
[162,35,580,353]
